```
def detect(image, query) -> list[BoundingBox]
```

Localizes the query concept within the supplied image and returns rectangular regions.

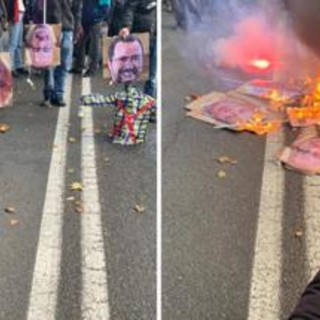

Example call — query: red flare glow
[250,59,271,70]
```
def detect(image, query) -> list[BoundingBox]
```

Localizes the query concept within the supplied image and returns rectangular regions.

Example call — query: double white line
[248,129,320,319]
[27,76,110,319]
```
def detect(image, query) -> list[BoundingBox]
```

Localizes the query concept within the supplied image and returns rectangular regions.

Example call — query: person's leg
[72,26,89,73]
[52,31,74,105]
[8,21,23,72]
[85,22,101,76]
[144,35,157,98]
[41,68,54,106]
[14,16,25,71]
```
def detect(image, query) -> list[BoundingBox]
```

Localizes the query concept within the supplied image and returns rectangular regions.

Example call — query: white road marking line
[81,77,110,320]
[304,176,320,279]
[27,76,73,320]
[248,130,284,320]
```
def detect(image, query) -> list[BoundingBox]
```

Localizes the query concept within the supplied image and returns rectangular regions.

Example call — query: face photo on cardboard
[0,53,13,108]
[103,33,150,84]
[25,24,61,68]
[203,98,256,125]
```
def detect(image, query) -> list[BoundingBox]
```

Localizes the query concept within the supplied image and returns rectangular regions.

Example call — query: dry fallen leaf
[216,156,238,165]
[67,168,75,174]
[295,230,303,238]
[134,205,145,213]
[70,182,83,192]
[74,205,84,213]
[10,219,20,226]
[94,128,102,134]
[66,196,75,201]
[0,123,11,133]
[217,170,227,178]
[68,137,77,143]
[4,206,16,214]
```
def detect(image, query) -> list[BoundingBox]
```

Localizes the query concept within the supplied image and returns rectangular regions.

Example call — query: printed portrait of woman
[25,24,58,68]
[0,54,13,108]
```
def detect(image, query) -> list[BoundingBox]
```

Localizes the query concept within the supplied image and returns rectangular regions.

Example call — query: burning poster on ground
[0,53,13,108]
[236,79,304,104]
[286,75,320,127]
[279,126,320,175]
[185,90,281,134]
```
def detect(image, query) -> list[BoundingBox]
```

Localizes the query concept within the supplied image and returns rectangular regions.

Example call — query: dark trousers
[289,270,320,320]
[74,22,102,72]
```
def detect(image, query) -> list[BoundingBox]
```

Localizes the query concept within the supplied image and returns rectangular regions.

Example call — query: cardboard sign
[0,52,13,108]
[102,33,150,84]
[25,24,61,68]
[279,126,320,174]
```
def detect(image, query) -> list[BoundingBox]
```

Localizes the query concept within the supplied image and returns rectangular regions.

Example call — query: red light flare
[250,59,271,70]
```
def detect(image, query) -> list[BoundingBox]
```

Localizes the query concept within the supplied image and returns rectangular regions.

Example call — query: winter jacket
[289,270,320,320]
[120,0,156,37]
[81,0,110,26]
[31,0,82,31]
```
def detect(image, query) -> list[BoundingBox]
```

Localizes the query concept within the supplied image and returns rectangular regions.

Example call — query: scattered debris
[67,168,75,174]
[68,137,77,143]
[216,156,238,165]
[295,230,303,238]
[70,182,83,192]
[10,219,20,226]
[134,205,145,213]
[217,170,227,178]
[0,123,11,133]
[4,206,15,214]
[66,196,75,201]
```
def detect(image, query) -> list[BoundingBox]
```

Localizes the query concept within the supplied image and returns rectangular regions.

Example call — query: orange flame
[287,74,320,126]
[237,112,281,135]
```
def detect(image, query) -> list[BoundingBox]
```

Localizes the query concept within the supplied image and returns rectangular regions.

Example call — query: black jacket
[31,0,82,31]
[120,0,156,37]
[289,270,320,320]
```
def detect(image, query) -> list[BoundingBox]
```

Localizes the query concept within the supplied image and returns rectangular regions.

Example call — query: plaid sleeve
[80,93,115,107]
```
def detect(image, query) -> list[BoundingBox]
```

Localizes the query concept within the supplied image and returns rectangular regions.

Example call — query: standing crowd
[0,0,157,107]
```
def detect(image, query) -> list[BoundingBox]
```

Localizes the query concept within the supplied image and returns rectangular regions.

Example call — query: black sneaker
[51,97,66,107]
[16,68,29,75]
[70,68,83,74]
[83,69,96,77]
[12,70,20,78]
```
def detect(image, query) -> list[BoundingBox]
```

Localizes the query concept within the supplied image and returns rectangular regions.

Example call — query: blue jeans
[8,19,24,70]
[144,35,157,98]
[44,31,73,101]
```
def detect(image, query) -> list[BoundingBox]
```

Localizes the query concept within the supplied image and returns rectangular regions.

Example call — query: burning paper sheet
[279,126,320,174]
[185,91,281,134]
[286,75,320,127]
[236,79,303,103]
[0,53,13,108]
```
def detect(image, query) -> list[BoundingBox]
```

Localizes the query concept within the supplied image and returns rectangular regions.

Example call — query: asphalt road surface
[0,71,156,320]
[162,10,318,320]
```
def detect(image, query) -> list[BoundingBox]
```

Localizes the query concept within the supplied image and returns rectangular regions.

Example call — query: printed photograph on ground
[0,1,157,319]
[162,0,320,319]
